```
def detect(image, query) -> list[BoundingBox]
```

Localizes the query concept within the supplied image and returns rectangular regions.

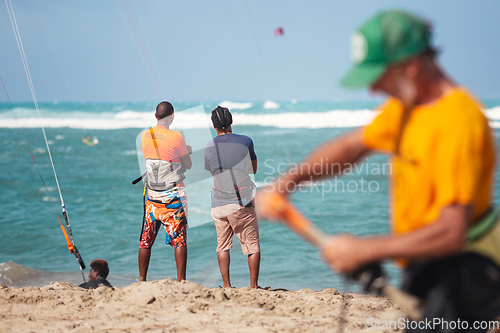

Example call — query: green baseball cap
[340,10,431,88]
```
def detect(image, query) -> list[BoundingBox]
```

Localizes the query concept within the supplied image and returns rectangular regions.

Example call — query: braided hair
[211,106,233,130]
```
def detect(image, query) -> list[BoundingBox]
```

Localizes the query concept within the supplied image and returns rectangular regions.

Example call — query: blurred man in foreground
[258,10,500,331]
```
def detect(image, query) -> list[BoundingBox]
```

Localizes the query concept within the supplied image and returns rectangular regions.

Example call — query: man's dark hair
[211,106,232,130]
[90,259,109,278]
[156,101,174,119]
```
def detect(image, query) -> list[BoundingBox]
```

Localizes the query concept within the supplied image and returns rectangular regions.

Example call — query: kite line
[4,0,86,282]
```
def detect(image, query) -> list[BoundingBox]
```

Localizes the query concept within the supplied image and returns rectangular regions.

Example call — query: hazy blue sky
[1,0,499,103]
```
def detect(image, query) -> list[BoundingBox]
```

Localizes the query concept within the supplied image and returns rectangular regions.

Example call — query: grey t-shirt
[204,133,257,207]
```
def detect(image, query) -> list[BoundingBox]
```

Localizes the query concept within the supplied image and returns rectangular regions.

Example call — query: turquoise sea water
[1,99,500,291]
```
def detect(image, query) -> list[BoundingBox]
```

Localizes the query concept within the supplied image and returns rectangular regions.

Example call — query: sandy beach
[0,279,407,333]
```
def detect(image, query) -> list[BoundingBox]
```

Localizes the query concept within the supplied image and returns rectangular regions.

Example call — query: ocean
[1,99,500,291]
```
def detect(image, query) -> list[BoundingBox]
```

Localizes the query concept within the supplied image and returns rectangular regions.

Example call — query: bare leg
[138,248,151,281]
[248,252,260,289]
[217,250,231,287]
[174,245,187,281]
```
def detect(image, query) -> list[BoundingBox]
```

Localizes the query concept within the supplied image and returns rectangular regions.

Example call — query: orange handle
[268,192,328,248]
[58,216,74,253]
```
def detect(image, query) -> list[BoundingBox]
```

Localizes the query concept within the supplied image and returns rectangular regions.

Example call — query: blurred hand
[187,145,193,155]
[321,234,367,273]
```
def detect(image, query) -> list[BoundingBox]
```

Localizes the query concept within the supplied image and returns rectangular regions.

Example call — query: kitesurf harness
[465,207,500,267]
[143,127,186,192]
[145,159,185,192]
[467,207,499,241]
[4,0,86,282]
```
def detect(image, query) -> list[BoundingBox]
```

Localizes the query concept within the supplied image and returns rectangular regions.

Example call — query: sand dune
[0,279,406,332]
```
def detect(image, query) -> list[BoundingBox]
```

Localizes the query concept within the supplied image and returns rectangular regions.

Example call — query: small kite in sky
[274,27,284,36]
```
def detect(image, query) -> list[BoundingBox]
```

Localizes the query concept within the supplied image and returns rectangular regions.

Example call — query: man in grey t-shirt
[204,106,260,288]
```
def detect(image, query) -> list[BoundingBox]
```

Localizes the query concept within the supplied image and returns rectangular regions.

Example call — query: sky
[1,0,499,103]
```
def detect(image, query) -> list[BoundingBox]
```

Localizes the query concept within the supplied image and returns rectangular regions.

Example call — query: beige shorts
[211,204,260,255]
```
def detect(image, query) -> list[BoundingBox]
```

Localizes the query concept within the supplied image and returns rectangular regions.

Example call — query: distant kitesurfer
[81,135,98,147]
[79,259,112,289]
[139,101,192,282]
[258,10,500,331]
[204,106,260,288]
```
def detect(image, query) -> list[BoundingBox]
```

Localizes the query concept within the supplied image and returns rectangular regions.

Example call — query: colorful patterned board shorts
[139,187,187,249]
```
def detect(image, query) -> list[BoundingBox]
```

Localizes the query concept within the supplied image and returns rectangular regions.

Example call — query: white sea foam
[485,106,500,120]
[233,109,377,128]
[263,101,280,109]
[114,110,152,119]
[38,186,55,193]
[0,110,374,129]
[2,107,500,130]
[32,148,47,154]
[218,101,253,110]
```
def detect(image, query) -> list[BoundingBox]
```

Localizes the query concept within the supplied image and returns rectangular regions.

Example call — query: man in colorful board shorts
[258,10,500,332]
[139,101,192,282]
[204,106,260,288]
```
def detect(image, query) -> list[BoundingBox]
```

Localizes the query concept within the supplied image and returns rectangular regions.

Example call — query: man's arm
[321,203,471,272]
[180,154,192,170]
[251,159,257,174]
[256,129,370,220]
[275,128,370,194]
[179,144,192,170]
[248,138,257,174]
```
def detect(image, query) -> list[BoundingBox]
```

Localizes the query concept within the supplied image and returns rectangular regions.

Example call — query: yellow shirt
[363,87,495,236]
